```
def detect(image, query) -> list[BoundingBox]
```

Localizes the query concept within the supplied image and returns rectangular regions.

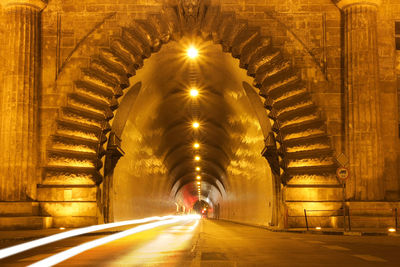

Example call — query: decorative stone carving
[177,0,207,33]
[262,133,280,176]
[334,0,381,9]
[105,132,125,176]
[2,0,47,10]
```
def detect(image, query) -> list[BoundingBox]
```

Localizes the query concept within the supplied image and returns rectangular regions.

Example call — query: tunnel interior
[108,37,276,226]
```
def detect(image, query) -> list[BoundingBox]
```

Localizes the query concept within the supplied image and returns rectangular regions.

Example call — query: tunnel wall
[219,117,275,227]
[111,118,176,221]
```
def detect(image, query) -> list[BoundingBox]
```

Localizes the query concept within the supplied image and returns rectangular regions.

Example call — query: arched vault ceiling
[121,38,266,202]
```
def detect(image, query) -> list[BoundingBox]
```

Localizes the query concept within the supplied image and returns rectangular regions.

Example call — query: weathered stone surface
[336,0,384,200]
[201,5,221,39]
[221,20,247,52]
[0,0,46,201]
[239,36,271,69]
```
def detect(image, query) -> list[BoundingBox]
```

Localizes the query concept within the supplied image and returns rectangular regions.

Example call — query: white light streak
[0,215,180,259]
[28,215,200,267]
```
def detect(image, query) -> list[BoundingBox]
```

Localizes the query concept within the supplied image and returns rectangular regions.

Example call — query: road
[0,219,399,266]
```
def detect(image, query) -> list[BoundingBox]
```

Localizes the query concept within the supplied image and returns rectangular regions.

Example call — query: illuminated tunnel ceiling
[118,38,268,207]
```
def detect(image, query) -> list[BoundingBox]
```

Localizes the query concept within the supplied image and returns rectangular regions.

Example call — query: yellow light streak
[113,220,200,265]
[0,215,179,260]
[28,215,200,267]
[388,228,396,232]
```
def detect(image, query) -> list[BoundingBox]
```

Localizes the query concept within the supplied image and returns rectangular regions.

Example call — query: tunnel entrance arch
[39,1,342,228]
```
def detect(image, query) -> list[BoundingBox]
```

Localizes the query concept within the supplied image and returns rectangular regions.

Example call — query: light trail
[28,215,200,267]
[0,214,183,259]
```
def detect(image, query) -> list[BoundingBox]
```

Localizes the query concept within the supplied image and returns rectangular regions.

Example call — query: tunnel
[32,2,346,230]
[105,37,276,226]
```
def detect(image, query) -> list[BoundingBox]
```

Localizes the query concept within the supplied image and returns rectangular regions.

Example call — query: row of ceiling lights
[187,45,202,199]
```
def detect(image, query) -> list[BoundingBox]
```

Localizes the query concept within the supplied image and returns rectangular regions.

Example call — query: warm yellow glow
[187,46,198,59]
[195,156,200,161]
[196,167,200,171]
[28,215,200,267]
[59,227,65,230]
[315,227,321,230]
[388,228,396,232]
[190,88,199,97]
[196,175,201,180]
[192,122,199,128]
[193,143,200,149]
[197,181,200,185]
[0,215,180,260]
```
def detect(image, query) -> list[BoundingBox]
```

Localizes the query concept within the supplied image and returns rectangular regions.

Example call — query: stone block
[40,201,97,217]
[37,186,97,202]
[0,216,52,230]
[285,201,343,217]
[0,202,39,216]
[285,186,342,201]
[287,215,343,228]
[52,216,98,228]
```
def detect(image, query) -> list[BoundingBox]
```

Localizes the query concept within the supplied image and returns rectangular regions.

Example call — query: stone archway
[38,1,341,228]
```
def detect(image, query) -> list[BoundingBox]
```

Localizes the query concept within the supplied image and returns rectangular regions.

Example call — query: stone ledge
[0,216,52,230]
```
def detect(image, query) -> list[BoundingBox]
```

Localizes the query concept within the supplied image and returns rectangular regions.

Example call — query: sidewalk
[268,226,400,236]
[219,219,400,237]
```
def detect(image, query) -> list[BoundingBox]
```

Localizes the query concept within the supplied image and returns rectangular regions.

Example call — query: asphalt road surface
[0,219,399,266]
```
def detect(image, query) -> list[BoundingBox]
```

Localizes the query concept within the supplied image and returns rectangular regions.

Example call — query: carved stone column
[0,0,46,200]
[335,0,384,200]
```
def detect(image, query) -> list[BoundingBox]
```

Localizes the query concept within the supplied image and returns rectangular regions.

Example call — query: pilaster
[0,0,46,200]
[335,0,384,200]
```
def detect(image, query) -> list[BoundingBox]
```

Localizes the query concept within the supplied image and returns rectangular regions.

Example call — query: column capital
[2,0,47,10]
[333,0,381,9]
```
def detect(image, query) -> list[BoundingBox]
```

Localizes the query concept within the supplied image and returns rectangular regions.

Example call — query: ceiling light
[192,122,199,128]
[196,175,201,180]
[190,88,198,97]
[195,156,200,161]
[193,143,200,149]
[196,167,200,171]
[187,46,198,59]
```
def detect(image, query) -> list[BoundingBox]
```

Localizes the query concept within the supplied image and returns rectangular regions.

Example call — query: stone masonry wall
[19,0,400,199]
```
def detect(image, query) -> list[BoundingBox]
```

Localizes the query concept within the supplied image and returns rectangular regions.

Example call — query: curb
[217,219,399,237]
